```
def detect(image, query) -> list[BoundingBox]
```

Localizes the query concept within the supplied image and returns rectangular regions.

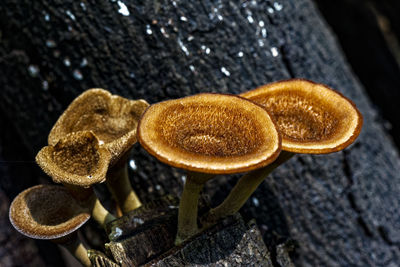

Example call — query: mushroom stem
[64,185,116,228]
[201,151,294,227]
[61,236,91,267]
[106,161,142,214]
[90,196,117,227]
[175,171,213,245]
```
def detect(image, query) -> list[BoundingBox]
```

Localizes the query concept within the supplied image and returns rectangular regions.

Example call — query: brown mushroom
[36,131,116,227]
[137,93,281,244]
[9,184,91,266]
[48,88,149,213]
[201,79,363,226]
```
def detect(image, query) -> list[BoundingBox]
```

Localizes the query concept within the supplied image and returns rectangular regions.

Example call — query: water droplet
[274,2,283,11]
[237,51,244,57]
[247,16,254,24]
[117,1,130,16]
[187,35,194,41]
[80,2,87,11]
[189,65,195,72]
[67,25,73,31]
[112,227,123,238]
[271,47,279,57]
[28,65,39,77]
[66,10,76,21]
[168,205,178,209]
[261,28,267,38]
[99,140,105,145]
[44,13,50,21]
[181,175,186,183]
[129,159,137,170]
[180,16,187,22]
[64,58,71,67]
[80,58,88,67]
[201,45,211,55]
[267,7,274,14]
[217,14,223,21]
[42,80,49,90]
[252,197,260,207]
[129,72,135,78]
[221,67,230,76]
[155,184,161,191]
[73,69,83,80]
[46,39,56,48]
[258,40,264,47]
[178,38,189,56]
[172,1,177,7]
[145,25,152,35]
[133,218,144,224]
[87,175,93,179]
[160,27,169,38]
[258,21,265,27]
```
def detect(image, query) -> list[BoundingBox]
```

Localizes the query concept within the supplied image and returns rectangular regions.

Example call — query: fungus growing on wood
[137,93,281,244]
[202,79,363,226]
[36,131,116,227]
[9,185,92,267]
[48,88,149,213]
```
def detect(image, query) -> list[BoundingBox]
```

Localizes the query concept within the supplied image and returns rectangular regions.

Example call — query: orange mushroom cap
[36,131,111,187]
[138,93,281,174]
[240,79,363,154]
[9,185,90,240]
[48,89,149,166]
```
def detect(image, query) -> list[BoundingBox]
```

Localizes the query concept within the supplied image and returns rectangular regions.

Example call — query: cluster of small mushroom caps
[9,79,362,266]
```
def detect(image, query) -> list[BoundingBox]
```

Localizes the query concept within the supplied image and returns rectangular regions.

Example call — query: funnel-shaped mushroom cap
[138,93,281,174]
[9,185,90,239]
[36,131,111,187]
[240,79,363,153]
[48,89,149,165]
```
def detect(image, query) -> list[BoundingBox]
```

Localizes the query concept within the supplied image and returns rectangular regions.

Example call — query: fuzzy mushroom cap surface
[36,131,111,187]
[240,79,363,153]
[9,185,90,240]
[138,93,281,174]
[48,89,149,165]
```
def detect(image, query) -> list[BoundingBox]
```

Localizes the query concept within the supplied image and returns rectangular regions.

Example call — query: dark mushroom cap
[48,89,149,165]
[36,131,111,187]
[138,93,281,174]
[240,79,363,153]
[9,185,90,240]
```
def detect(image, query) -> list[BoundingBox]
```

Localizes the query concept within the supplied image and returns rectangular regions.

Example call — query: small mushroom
[202,79,363,225]
[48,88,149,213]
[137,93,281,244]
[36,131,116,227]
[9,184,91,266]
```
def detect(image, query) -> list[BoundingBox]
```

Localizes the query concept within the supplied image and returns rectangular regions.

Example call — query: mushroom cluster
[9,79,363,265]
[9,89,149,265]
[137,79,362,244]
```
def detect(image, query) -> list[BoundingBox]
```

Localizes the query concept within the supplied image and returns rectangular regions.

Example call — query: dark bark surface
[1,0,399,266]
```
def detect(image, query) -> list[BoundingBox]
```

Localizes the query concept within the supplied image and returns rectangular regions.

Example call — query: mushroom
[36,131,116,227]
[48,88,149,213]
[137,93,281,244]
[9,184,92,267]
[202,79,363,225]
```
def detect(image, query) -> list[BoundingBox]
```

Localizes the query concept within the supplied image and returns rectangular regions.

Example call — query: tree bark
[1,0,399,266]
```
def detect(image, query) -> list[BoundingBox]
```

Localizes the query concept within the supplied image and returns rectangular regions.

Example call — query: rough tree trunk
[1,0,399,266]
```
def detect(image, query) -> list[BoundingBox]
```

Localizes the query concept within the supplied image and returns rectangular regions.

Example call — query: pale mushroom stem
[62,237,91,267]
[201,151,294,227]
[107,162,142,214]
[91,196,117,227]
[64,185,116,228]
[175,171,213,245]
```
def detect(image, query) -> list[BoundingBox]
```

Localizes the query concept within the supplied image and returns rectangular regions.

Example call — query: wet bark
[1,0,400,266]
